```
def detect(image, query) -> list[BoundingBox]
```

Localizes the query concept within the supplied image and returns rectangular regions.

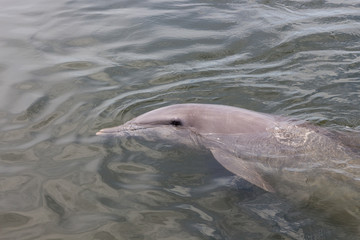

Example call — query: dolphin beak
[96,126,125,136]
[96,123,149,136]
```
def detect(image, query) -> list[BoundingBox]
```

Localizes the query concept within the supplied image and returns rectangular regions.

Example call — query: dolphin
[97,103,360,232]
[97,103,360,192]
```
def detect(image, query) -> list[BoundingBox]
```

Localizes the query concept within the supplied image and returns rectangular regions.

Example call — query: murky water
[0,0,359,239]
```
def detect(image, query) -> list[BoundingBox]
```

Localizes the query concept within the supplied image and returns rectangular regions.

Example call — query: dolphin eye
[169,119,182,127]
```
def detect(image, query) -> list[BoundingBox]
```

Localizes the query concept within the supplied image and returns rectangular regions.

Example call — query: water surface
[0,0,359,239]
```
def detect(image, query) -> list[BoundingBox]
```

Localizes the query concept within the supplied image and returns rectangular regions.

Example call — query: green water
[0,0,359,239]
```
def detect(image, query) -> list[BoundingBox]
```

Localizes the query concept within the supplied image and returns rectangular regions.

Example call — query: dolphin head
[96,104,207,147]
[96,103,278,148]
[100,103,276,132]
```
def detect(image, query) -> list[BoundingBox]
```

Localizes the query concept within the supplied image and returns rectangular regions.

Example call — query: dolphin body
[97,103,360,232]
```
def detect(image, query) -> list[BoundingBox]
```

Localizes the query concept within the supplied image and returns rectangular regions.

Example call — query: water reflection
[0,0,359,239]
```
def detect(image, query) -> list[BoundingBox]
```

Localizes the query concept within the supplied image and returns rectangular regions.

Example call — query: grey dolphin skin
[97,103,360,233]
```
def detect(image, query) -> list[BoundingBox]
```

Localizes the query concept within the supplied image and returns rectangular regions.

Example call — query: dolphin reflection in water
[97,103,360,234]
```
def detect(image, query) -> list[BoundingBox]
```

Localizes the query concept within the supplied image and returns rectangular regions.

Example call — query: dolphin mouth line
[96,124,157,136]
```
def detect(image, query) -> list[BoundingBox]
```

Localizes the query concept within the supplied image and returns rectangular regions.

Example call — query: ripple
[0,0,360,239]
[0,213,30,228]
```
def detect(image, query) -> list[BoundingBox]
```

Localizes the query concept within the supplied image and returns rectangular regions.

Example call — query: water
[0,0,359,239]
